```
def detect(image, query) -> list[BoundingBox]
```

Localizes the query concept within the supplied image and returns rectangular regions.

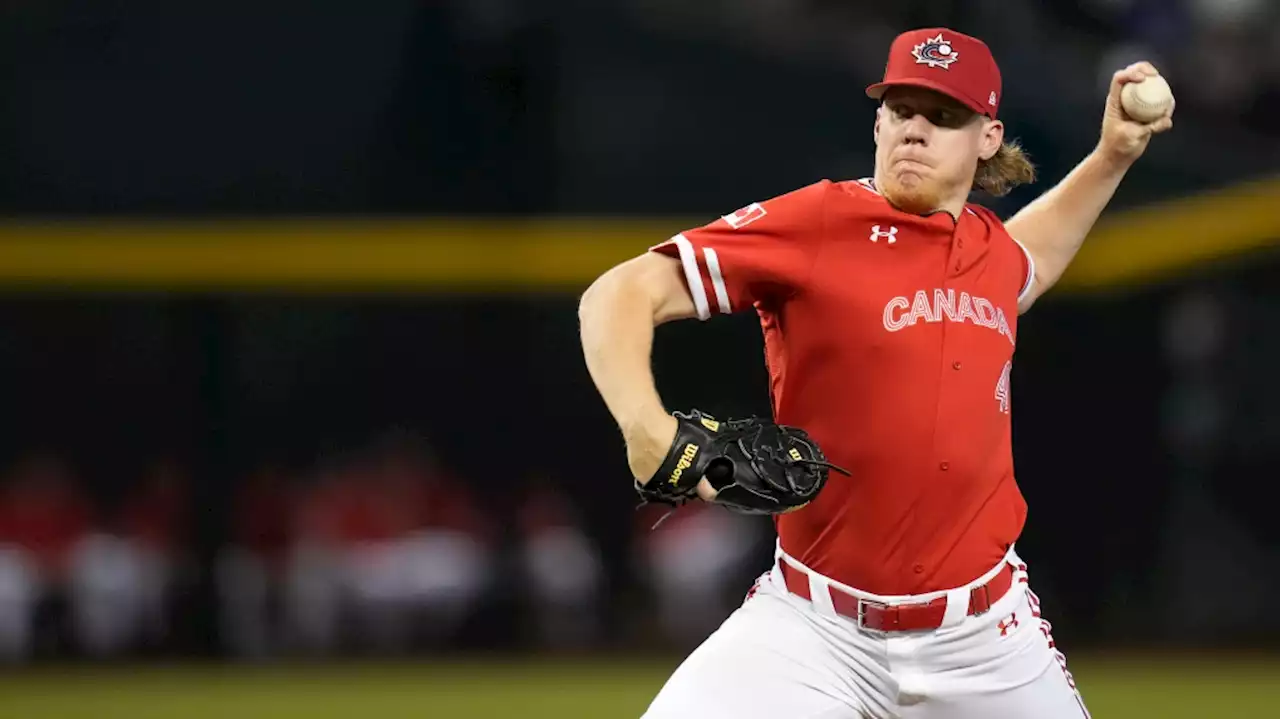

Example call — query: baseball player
[579,27,1172,719]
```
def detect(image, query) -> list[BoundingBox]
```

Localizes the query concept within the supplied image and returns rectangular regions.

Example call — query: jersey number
[995,361,1012,414]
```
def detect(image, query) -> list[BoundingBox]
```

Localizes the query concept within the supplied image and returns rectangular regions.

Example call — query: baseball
[1120,74,1174,123]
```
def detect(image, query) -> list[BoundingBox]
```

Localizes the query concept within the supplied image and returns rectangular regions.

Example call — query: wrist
[619,403,670,442]
[1090,142,1137,175]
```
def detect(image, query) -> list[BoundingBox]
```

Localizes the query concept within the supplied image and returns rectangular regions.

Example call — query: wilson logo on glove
[637,409,850,528]
[667,443,700,486]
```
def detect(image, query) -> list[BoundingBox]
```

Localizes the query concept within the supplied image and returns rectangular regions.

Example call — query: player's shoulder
[963,201,1005,226]
[712,179,832,231]
[764,178,836,205]
[724,178,832,218]
[962,201,1017,238]
[822,178,894,224]
[962,201,1028,267]
[964,201,1035,298]
[756,177,873,205]
[831,177,883,203]
[829,177,911,215]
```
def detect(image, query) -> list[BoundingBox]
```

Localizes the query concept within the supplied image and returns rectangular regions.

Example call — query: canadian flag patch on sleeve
[722,202,767,229]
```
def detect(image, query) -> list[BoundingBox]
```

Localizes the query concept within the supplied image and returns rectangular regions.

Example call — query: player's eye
[932,109,953,125]
[932,108,968,128]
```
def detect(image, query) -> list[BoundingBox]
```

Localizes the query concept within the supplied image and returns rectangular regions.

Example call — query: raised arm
[1006,62,1174,313]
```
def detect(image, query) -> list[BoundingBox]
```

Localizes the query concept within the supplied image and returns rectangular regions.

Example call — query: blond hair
[974,139,1036,197]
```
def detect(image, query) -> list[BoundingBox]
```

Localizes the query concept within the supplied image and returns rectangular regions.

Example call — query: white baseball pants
[641,545,1090,719]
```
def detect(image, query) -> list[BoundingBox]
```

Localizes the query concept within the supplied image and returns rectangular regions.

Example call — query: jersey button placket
[948,217,965,277]
[939,219,963,477]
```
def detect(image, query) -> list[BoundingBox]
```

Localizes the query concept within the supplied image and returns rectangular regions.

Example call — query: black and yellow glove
[636,410,849,519]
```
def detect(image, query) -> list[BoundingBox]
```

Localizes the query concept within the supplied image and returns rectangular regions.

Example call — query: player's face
[873,87,1003,215]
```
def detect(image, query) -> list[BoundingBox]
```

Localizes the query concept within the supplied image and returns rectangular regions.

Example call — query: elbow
[577,267,615,327]
[579,262,639,328]
[581,253,688,329]
[577,278,598,325]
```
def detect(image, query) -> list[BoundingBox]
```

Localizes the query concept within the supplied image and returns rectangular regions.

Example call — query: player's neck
[935,196,966,221]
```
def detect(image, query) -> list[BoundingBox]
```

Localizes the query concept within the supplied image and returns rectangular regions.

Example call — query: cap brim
[865,79,989,117]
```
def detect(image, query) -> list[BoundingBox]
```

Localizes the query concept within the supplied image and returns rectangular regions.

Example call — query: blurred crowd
[0,456,184,661]
[0,436,767,663]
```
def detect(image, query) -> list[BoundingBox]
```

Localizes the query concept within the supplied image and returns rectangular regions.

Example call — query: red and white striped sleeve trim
[668,233,732,320]
[1012,237,1037,303]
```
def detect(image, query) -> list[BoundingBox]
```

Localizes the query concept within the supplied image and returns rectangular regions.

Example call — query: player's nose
[903,115,930,145]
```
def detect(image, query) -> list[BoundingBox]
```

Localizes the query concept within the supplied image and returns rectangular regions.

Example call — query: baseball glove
[636,409,849,524]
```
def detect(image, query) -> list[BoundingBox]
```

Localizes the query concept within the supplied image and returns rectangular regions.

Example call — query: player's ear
[978,119,1003,161]
[874,106,883,144]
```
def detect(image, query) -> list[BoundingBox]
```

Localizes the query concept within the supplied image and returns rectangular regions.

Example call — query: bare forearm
[1006,150,1132,296]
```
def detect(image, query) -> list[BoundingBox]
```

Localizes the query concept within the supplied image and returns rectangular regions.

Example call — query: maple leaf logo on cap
[911,33,959,70]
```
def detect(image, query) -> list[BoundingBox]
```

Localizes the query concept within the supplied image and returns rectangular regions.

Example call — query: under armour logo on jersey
[870,225,898,244]
[998,612,1019,637]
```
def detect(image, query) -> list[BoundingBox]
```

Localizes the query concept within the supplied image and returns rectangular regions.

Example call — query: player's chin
[893,169,923,186]
[883,177,942,215]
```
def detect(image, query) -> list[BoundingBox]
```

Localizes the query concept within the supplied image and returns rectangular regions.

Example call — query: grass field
[0,655,1276,718]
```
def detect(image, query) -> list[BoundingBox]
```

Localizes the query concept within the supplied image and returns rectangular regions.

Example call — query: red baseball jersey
[651,178,1036,595]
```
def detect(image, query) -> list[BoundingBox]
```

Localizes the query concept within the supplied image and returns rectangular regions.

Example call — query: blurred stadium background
[0,1,1278,716]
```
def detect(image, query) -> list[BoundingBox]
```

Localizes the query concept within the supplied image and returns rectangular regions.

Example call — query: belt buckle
[856,598,889,632]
